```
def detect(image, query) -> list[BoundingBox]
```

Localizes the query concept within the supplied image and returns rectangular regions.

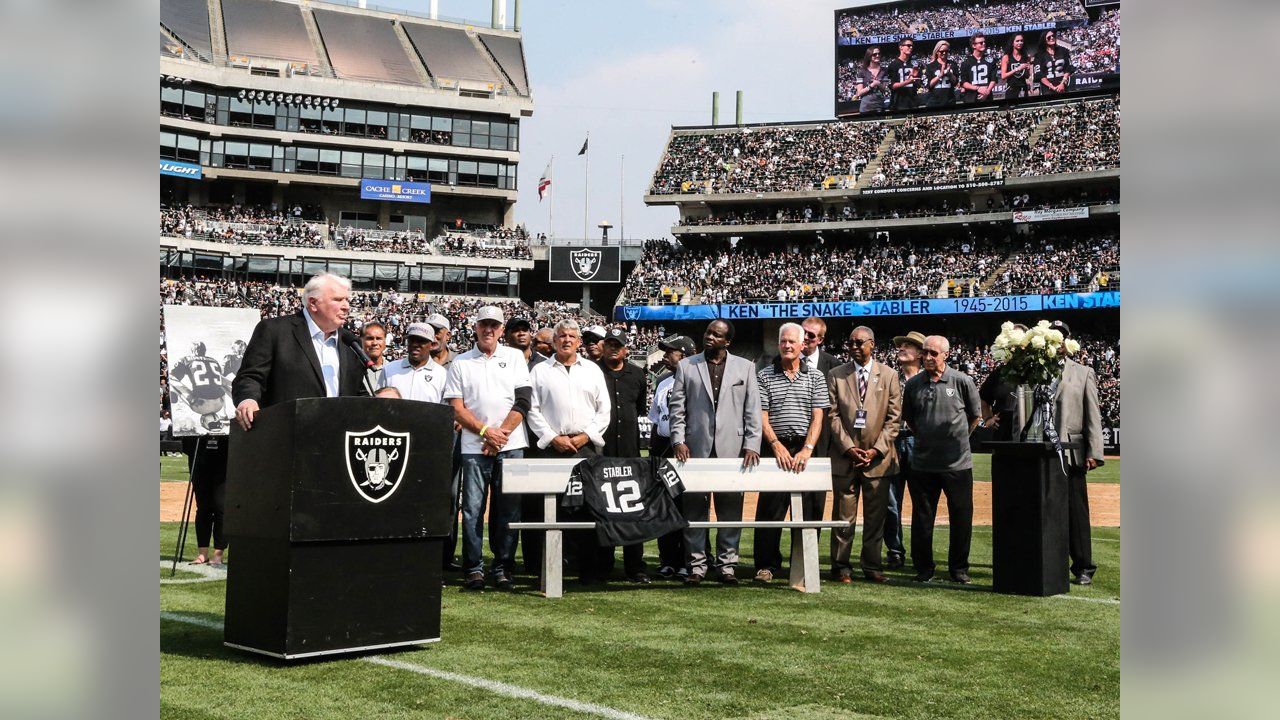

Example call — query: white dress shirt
[803,349,820,371]
[381,357,447,403]
[442,344,532,454]
[527,355,611,450]
[303,309,340,397]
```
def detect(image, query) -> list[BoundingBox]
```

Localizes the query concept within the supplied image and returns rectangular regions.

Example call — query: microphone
[340,328,375,369]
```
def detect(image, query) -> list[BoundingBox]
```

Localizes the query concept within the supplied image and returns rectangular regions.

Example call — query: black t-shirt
[182,435,229,484]
[1036,47,1074,86]
[978,368,1018,442]
[885,57,920,97]
[562,456,688,546]
[960,55,997,100]
[1003,53,1034,88]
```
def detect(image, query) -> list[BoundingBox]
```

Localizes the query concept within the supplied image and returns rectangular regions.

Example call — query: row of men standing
[232,273,1103,590]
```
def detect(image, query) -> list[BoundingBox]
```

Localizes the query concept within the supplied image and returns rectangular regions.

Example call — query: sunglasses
[804,331,820,340]
[850,338,872,346]
[922,349,944,356]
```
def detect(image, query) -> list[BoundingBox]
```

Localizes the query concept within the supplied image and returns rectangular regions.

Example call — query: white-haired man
[233,272,370,430]
[900,335,982,584]
[752,322,832,583]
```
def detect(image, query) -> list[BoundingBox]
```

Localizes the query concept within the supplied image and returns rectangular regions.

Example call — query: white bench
[504,458,848,598]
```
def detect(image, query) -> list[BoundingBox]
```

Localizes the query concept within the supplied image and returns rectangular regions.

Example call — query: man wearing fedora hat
[884,330,926,569]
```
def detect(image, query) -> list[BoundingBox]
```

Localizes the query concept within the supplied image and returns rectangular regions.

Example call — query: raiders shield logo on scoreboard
[570,249,602,281]
[345,425,411,503]
[622,306,642,321]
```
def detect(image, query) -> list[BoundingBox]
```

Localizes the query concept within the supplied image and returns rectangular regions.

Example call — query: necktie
[858,368,868,401]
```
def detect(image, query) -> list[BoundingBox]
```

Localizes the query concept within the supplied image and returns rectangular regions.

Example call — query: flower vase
[1017,384,1045,443]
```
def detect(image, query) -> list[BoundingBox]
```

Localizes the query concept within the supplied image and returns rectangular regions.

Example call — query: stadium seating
[650,96,1119,196]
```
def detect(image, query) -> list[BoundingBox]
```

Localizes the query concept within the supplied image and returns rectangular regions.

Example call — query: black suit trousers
[908,468,974,575]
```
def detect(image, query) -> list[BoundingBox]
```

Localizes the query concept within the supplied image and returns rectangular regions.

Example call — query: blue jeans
[884,436,914,558]
[460,449,524,577]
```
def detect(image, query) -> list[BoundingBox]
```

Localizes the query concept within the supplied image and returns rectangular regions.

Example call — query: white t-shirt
[442,344,532,454]
[381,357,447,403]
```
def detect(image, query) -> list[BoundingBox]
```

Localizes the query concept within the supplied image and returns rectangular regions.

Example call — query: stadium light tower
[597,220,613,245]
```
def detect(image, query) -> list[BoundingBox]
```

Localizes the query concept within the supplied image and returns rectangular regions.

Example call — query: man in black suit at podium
[233,272,371,430]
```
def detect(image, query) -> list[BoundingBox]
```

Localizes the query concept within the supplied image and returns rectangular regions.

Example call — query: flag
[538,159,552,201]
[578,137,589,156]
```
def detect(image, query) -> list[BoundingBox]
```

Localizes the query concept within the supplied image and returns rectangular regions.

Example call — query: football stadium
[160,1,1120,718]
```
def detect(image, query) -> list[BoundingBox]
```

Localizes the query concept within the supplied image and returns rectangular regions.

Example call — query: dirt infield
[160,481,1120,527]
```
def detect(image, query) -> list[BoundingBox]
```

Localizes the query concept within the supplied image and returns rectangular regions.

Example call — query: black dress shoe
[912,570,935,583]
[1072,573,1093,586]
[884,555,905,570]
[864,571,888,583]
[630,572,652,585]
[949,571,972,585]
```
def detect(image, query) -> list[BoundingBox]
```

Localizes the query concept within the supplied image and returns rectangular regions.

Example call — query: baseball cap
[1049,320,1072,338]
[603,327,629,346]
[405,322,436,341]
[425,313,451,333]
[507,317,533,332]
[658,334,696,356]
[583,324,607,342]
[892,331,927,349]
[476,306,505,324]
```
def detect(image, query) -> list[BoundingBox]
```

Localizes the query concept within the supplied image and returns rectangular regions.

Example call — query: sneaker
[884,554,905,570]
[462,572,485,591]
[912,570,935,583]
[630,572,652,585]
[657,565,676,579]
[494,572,514,591]
[717,571,738,585]
[754,568,774,583]
[949,571,972,585]
[1072,573,1093,586]
[683,573,704,586]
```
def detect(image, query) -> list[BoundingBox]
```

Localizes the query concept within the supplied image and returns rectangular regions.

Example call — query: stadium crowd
[650,122,888,195]
[433,227,533,260]
[838,0,1086,38]
[988,230,1118,294]
[868,97,1118,188]
[678,184,1117,226]
[162,205,326,248]
[1055,8,1119,73]
[333,227,434,254]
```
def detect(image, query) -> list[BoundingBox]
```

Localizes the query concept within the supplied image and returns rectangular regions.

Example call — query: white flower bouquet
[991,320,1081,387]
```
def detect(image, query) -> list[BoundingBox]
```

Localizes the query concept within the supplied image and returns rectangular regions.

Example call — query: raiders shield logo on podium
[570,248,602,281]
[345,425,411,503]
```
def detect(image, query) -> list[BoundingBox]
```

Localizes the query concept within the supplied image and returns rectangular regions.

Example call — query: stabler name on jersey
[601,465,635,479]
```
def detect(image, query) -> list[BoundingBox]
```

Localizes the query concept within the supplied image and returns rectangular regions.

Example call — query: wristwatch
[803,443,815,451]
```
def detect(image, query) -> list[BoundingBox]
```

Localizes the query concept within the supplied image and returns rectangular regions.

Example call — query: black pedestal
[224,397,454,660]
[987,441,1078,597]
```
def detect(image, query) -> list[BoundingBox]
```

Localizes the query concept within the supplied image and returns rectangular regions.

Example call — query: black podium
[988,441,1079,597]
[223,397,454,660]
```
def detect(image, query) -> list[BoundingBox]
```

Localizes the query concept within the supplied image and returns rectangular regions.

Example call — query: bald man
[899,335,981,584]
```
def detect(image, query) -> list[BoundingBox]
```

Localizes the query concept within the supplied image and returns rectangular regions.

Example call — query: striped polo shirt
[757,360,833,438]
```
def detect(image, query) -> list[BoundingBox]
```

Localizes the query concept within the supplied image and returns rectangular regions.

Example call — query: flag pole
[619,154,625,243]
[548,155,554,239]
[583,132,590,241]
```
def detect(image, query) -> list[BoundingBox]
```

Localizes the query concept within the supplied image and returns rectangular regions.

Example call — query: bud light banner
[160,159,202,179]
[360,179,432,204]
[549,246,621,283]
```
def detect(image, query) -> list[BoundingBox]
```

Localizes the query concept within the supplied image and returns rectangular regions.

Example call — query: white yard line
[1052,594,1120,605]
[160,560,226,584]
[160,612,658,720]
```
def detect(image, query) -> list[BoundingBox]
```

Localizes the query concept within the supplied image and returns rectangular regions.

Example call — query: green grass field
[161,515,1119,719]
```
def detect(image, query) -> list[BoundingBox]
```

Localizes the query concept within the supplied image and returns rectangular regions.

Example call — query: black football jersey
[961,56,997,91]
[562,456,687,546]
[171,355,227,400]
[1036,47,1074,83]
[885,57,919,92]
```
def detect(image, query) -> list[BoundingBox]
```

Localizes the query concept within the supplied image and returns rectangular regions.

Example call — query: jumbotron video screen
[835,0,1119,117]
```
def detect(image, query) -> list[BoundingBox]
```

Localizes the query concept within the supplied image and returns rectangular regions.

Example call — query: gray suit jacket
[669,352,762,459]
[1054,358,1105,468]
